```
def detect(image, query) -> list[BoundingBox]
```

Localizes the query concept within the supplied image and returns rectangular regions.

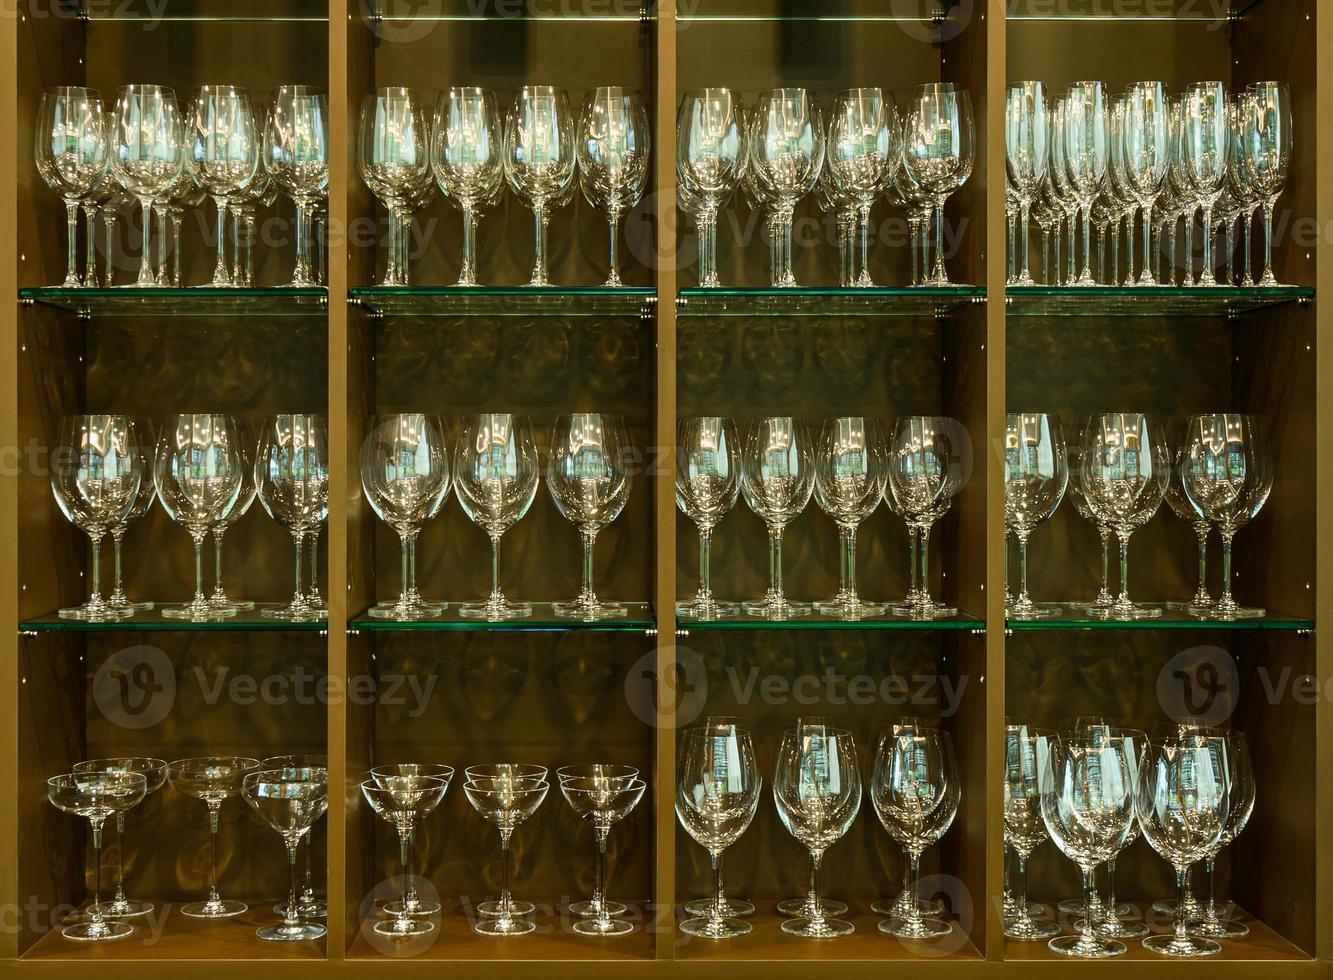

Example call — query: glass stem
[1118,530,1131,605]
[768,526,784,601]
[846,524,859,602]
[1141,201,1155,282]
[115,812,128,903]
[213,196,229,283]
[284,836,301,928]
[90,818,105,923]
[291,531,305,607]
[1261,199,1276,284]
[399,534,411,604]
[212,526,226,600]
[498,831,513,920]
[1206,854,1219,923]
[1019,200,1032,281]
[398,825,412,924]
[137,199,156,285]
[460,207,476,285]
[1081,867,1097,946]
[111,529,125,601]
[710,849,724,923]
[807,850,825,926]
[1195,523,1210,603]
[908,525,920,599]
[858,203,872,284]
[918,522,932,605]
[594,828,611,928]
[405,829,418,906]
[906,851,922,928]
[489,535,503,603]
[1242,210,1254,285]
[1017,532,1030,604]
[932,202,946,282]
[1201,204,1216,282]
[606,207,622,286]
[1080,206,1093,282]
[1016,850,1029,922]
[83,205,99,286]
[207,802,222,905]
[581,530,597,605]
[531,204,549,285]
[697,527,713,602]
[1106,857,1119,920]
[63,200,80,286]
[1220,532,1234,606]
[1175,863,1190,942]
[1099,527,1111,595]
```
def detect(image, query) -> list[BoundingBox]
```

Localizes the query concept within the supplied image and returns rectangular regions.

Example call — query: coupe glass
[191,84,259,287]
[359,88,430,286]
[1240,83,1291,287]
[1189,733,1254,939]
[168,756,261,918]
[740,417,815,619]
[676,417,741,620]
[265,85,328,287]
[505,85,575,286]
[255,414,330,621]
[677,89,746,288]
[748,88,823,287]
[463,773,549,936]
[577,87,649,287]
[887,416,967,619]
[71,758,166,918]
[903,83,974,286]
[262,753,331,919]
[1005,82,1048,286]
[242,768,328,941]
[826,88,897,286]
[37,87,109,287]
[1003,413,1067,618]
[813,417,886,618]
[1003,727,1059,940]
[561,774,646,936]
[111,84,185,287]
[454,414,540,620]
[1183,82,1230,286]
[432,87,503,286]
[362,774,449,938]
[557,765,639,918]
[368,764,453,919]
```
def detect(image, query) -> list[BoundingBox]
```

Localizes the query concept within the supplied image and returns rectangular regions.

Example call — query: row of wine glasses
[47,755,328,943]
[1004,412,1272,620]
[1004,722,1253,958]
[1004,79,1291,287]
[677,416,968,621]
[361,412,632,622]
[36,84,328,289]
[678,84,974,288]
[50,414,329,623]
[678,717,958,941]
[359,85,648,288]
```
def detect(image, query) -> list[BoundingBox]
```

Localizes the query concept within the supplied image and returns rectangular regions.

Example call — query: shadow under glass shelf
[19,286,328,317]
[1005,0,1264,21]
[1005,285,1313,317]
[80,0,328,21]
[684,610,985,631]
[676,286,985,318]
[349,286,655,318]
[1007,603,1313,632]
[19,606,327,634]
[349,601,655,633]
[680,0,955,23]
[370,0,646,20]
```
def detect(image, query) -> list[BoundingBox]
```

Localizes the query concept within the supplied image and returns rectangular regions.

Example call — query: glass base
[260,603,326,621]
[181,898,248,918]
[553,599,628,621]
[676,598,739,621]
[1003,898,1046,919]
[367,602,443,621]
[1006,601,1063,620]
[1082,917,1151,939]
[1143,933,1221,957]
[740,598,811,620]
[1188,917,1249,939]
[458,600,533,621]
[373,917,433,938]
[108,599,155,613]
[1049,933,1126,958]
[62,919,134,941]
[679,915,751,939]
[1005,916,1061,940]
[573,916,635,937]
[477,899,535,917]
[162,603,238,621]
[1195,603,1266,620]
[684,896,754,917]
[258,921,326,941]
[871,896,945,917]
[474,917,535,936]
[383,898,440,917]
[816,598,889,619]
[58,604,133,621]
[1058,898,1131,917]
[890,601,958,619]
[777,895,847,917]
[210,597,255,612]
[781,916,854,938]
[276,899,328,918]
[104,898,154,918]
[1102,603,1165,619]
[1152,896,1205,917]
[878,915,953,939]
[571,899,627,917]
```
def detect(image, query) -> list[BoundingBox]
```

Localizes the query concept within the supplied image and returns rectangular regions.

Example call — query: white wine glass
[676,417,741,620]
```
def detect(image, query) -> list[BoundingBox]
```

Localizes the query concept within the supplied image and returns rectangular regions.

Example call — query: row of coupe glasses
[36,84,328,289]
[679,85,973,288]
[363,763,645,938]
[676,416,967,621]
[1004,80,1291,288]
[51,414,328,623]
[1004,412,1272,620]
[678,717,958,940]
[360,85,648,288]
[47,755,328,943]
[1004,723,1253,958]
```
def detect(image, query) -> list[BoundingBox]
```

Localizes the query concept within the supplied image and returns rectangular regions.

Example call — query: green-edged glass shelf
[1007,603,1313,632]
[349,601,654,632]
[82,0,328,21]
[676,285,985,317]
[683,609,984,631]
[19,286,327,317]
[1005,284,1313,317]
[19,605,326,633]
[1006,0,1263,20]
[679,0,954,24]
[349,286,655,317]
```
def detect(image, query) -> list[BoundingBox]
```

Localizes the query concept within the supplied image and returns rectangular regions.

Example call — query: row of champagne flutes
[360,85,648,288]
[677,84,973,288]
[46,755,328,943]
[1003,723,1254,958]
[36,84,328,289]
[51,414,328,623]
[677,416,967,621]
[678,717,957,940]
[1004,80,1291,288]
[1004,412,1272,620]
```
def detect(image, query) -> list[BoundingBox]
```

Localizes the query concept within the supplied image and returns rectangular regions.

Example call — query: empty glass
[1003,727,1059,941]
[676,417,741,620]
[463,772,549,936]
[904,83,974,286]
[362,774,450,938]
[826,88,897,286]
[577,87,649,287]
[242,768,328,941]
[359,88,430,287]
[432,87,503,286]
[677,89,746,288]
[1003,413,1067,618]
[740,417,816,619]
[168,756,261,918]
[1005,82,1048,287]
[265,85,329,287]
[887,415,967,619]
[263,753,330,920]
[505,85,576,286]
[748,88,823,287]
[1189,732,1254,940]
[1183,82,1230,286]
[1061,82,1109,286]
[256,414,330,621]
[111,84,185,288]
[37,87,109,287]
[561,774,646,935]
[368,763,453,920]
[192,84,259,286]
[814,417,886,618]
[1240,83,1292,286]
[70,758,165,918]
[1122,81,1171,286]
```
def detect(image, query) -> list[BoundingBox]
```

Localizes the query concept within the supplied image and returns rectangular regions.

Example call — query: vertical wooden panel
[1315,0,1332,962]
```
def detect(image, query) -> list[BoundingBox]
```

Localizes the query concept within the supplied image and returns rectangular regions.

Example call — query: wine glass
[577,87,650,287]
[1003,413,1067,618]
[454,413,540,620]
[359,87,429,287]
[1122,81,1171,286]
[560,774,646,936]
[677,89,746,288]
[206,430,257,614]
[1066,440,1114,610]
[463,772,549,936]
[1189,732,1254,940]
[71,758,166,918]
[242,768,328,941]
[1059,81,1109,286]
[167,756,261,918]
[1240,82,1291,287]
[255,414,330,621]
[676,417,741,620]
[432,87,503,287]
[740,417,816,619]
[259,754,329,920]
[47,771,147,941]
[548,413,633,620]
[826,88,897,287]
[1164,443,1212,613]
[1183,82,1230,286]
[903,83,974,286]
[676,723,761,939]
[505,85,576,287]
[1003,726,1059,941]
[265,85,328,287]
[813,417,887,618]
[819,165,859,286]
[748,88,823,288]
[191,84,259,287]
[36,87,109,287]
[368,764,453,920]
[556,764,639,919]
[361,774,449,938]
[103,419,156,615]
[110,84,185,288]
[1005,81,1048,287]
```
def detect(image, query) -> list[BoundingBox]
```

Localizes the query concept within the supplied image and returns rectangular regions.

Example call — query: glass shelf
[681,0,953,23]
[19,605,327,634]
[81,0,327,22]
[676,286,985,318]
[683,610,984,631]
[1007,603,1313,632]
[349,286,656,318]
[1007,0,1261,21]
[1005,285,1313,317]
[19,286,328,317]
[349,601,655,632]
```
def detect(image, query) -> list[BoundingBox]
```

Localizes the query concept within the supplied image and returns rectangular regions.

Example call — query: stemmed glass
[505,85,576,287]
[560,773,646,935]
[1060,81,1109,286]
[740,417,816,619]
[1183,82,1230,286]
[676,417,741,620]
[1123,81,1171,285]
[432,87,503,287]
[265,85,328,287]
[813,417,886,618]
[577,87,650,287]
[242,768,328,941]
[887,415,967,619]
[677,89,746,288]
[1164,444,1212,613]
[1005,82,1048,286]
[1189,732,1254,940]
[111,84,185,288]
[903,83,974,286]
[192,85,259,287]
[262,754,330,920]
[557,765,639,919]
[256,414,330,621]
[463,770,549,936]
[359,88,430,287]
[51,415,143,621]
[1003,727,1059,941]
[362,413,451,620]
[677,720,756,921]
[454,413,540,620]
[37,87,109,287]
[168,756,261,918]
[676,722,761,939]
[362,773,449,938]
[369,763,453,920]
[1240,83,1291,286]
[1003,413,1067,618]
[1067,441,1113,610]
[548,413,633,620]
[47,771,147,941]
[104,419,156,615]
[748,88,823,287]
[71,757,166,918]
[1181,413,1273,619]
[208,434,257,614]
[826,88,897,286]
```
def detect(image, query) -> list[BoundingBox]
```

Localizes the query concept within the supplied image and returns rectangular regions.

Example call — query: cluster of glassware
[1004,722,1254,958]
[678,717,958,940]
[677,84,974,288]
[46,755,328,943]
[36,84,329,289]
[359,85,648,287]
[360,412,632,622]
[363,762,645,938]
[1004,80,1291,287]
[50,414,329,623]
[1004,412,1272,620]
[676,416,968,622]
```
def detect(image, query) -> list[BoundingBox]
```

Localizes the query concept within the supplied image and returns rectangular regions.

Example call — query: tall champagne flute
[192,85,259,287]
[1123,81,1171,286]
[1003,727,1059,940]
[168,756,261,918]
[1005,82,1048,286]
[577,87,650,287]
[677,89,746,288]
[432,87,503,286]
[1241,82,1292,286]
[71,757,166,918]
[814,417,886,618]
[676,417,741,620]
[826,88,896,286]
[265,85,328,287]
[1003,413,1067,618]
[505,85,575,286]
[904,83,974,286]
[255,414,330,621]
[740,417,815,619]
[111,84,185,288]
[748,88,823,288]
[36,87,109,287]
[242,768,328,941]
[1183,82,1230,286]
